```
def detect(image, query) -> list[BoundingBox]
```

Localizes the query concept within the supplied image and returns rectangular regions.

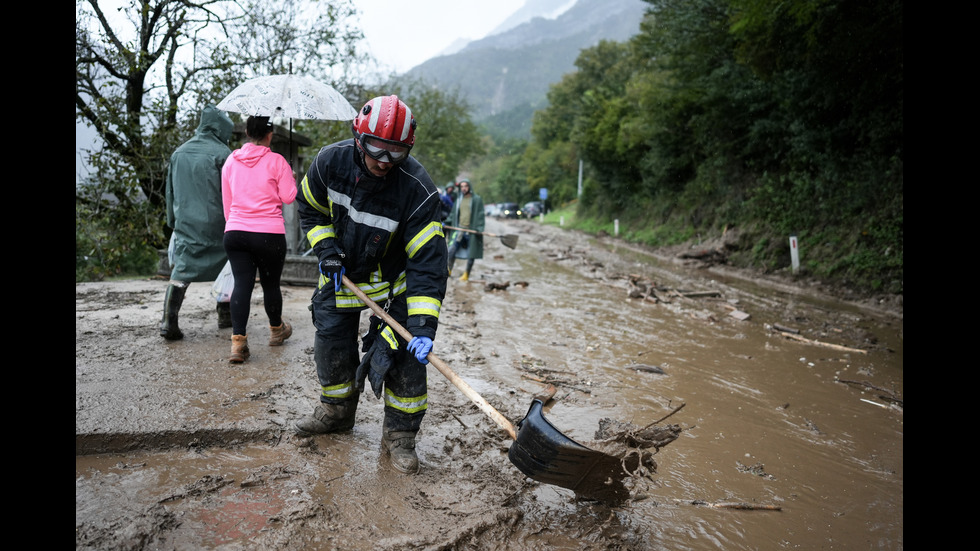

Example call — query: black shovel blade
[508,399,629,503]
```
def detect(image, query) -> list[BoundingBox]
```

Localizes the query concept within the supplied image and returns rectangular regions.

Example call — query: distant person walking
[160,104,235,340]
[446,179,485,281]
[221,116,298,363]
[439,182,455,223]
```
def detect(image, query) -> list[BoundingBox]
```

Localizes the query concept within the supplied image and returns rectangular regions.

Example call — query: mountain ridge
[402,0,649,138]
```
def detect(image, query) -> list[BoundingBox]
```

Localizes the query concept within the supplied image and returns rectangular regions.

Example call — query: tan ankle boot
[229,334,250,363]
[269,320,292,346]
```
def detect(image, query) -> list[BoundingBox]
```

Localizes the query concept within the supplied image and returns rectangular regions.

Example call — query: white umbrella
[216,74,356,120]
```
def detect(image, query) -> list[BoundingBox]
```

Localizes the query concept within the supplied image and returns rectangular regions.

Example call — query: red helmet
[352,95,417,164]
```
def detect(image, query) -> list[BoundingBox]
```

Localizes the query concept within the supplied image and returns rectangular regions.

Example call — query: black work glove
[355,317,398,399]
[318,254,344,293]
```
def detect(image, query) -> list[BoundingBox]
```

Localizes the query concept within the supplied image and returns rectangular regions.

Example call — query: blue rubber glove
[407,336,433,364]
[319,257,345,293]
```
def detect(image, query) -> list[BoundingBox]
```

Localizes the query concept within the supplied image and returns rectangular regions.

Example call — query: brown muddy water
[76,218,902,550]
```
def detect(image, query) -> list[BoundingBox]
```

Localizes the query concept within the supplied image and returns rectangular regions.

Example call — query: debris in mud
[484,281,510,292]
[159,474,234,503]
[559,414,684,505]
[772,323,800,334]
[728,309,751,321]
[837,378,903,407]
[240,472,265,487]
[675,499,783,511]
[593,417,683,453]
[737,461,776,480]
[678,247,728,266]
[768,324,868,354]
[626,364,666,375]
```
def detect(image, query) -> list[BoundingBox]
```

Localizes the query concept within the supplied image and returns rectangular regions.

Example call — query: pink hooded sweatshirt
[222,142,298,234]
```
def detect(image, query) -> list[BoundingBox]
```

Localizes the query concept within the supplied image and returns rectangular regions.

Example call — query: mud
[76,218,903,550]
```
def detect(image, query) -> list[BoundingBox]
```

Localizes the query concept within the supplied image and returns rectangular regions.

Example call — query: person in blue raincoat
[446,179,485,281]
[160,104,235,340]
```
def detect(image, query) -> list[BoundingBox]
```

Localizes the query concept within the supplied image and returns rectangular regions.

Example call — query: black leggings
[223,230,287,335]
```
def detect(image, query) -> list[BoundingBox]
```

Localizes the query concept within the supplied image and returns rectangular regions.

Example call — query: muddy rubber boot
[294,399,358,436]
[216,302,232,329]
[229,334,250,363]
[268,320,293,346]
[159,283,187,340]
[382,430,420,474]
[459,271,469,282]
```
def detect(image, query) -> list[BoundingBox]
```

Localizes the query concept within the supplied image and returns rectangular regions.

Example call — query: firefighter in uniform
[294,95,448,474]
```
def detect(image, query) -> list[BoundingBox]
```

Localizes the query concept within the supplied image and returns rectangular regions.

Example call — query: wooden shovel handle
[534,384,557,405]
[341,276,518,440]
[444,225,501,238]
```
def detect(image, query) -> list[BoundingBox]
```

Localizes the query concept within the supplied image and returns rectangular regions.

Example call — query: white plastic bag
[167,233,176,267]
[211,260,234,302]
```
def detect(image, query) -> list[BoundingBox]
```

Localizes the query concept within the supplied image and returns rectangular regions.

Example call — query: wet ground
[76,218,903,550]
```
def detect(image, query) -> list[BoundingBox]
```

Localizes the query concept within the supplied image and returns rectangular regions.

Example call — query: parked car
[498,202,522,219]
[484,203,502,217]
[523,201,544,218]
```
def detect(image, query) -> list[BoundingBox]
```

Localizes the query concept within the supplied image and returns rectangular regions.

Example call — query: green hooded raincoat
[165,105,235,281]
[448,183,485,260]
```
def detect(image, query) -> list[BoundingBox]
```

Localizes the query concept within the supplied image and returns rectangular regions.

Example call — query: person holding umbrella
[293,95,448,475]
[221,116,298,363]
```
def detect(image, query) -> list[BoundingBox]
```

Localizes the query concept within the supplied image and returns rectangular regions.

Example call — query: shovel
[444,225,519,249]
[342,275,630,502]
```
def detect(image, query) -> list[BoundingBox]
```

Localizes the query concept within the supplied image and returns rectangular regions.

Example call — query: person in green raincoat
[446,178,485,281]
[160,104,235,340]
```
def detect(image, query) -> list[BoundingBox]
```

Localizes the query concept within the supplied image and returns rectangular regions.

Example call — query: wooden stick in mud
[674,499,782,511]
[647,402,686,427]
[710,502,782,511]
[837,379,903,406]
[772,328,867,354]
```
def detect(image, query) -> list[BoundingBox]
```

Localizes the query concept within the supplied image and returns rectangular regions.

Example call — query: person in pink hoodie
[221,116,298,363]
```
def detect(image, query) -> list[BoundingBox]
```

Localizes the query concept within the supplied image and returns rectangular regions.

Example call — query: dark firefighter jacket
[297,139,448,340]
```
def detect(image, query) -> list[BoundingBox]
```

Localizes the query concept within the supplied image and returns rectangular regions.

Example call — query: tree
[75,0,363,279]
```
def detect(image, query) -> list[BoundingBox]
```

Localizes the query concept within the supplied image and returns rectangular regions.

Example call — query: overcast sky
[355,0,525,74]
[77,1,532,182]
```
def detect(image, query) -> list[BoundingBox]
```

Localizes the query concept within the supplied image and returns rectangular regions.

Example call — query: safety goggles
[360,135,411,164]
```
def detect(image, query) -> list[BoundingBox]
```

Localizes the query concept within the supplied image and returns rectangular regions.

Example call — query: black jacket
[297,139,448,339]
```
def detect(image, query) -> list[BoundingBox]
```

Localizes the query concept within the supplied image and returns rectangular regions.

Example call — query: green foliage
[398,81,486,185]
[76,149,163,281]
[76,0,364,281]
[479,0,903,296]
[467,137,529,204]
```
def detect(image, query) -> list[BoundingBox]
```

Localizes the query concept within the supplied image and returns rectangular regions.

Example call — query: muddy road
[76,218,903,550]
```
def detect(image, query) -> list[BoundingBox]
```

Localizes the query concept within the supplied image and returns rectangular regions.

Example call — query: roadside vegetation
[470,0,902,295]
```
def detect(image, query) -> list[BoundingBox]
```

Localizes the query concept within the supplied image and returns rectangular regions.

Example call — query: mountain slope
[403,0,648,138]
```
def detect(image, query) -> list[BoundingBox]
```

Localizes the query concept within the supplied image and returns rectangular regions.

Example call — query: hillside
[402,0,648,138]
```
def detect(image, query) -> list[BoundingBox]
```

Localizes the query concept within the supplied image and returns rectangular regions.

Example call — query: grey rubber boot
[382,430,420,474]
[294,399,358,436]
[216,302,232,329]
[159,283,187,340]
